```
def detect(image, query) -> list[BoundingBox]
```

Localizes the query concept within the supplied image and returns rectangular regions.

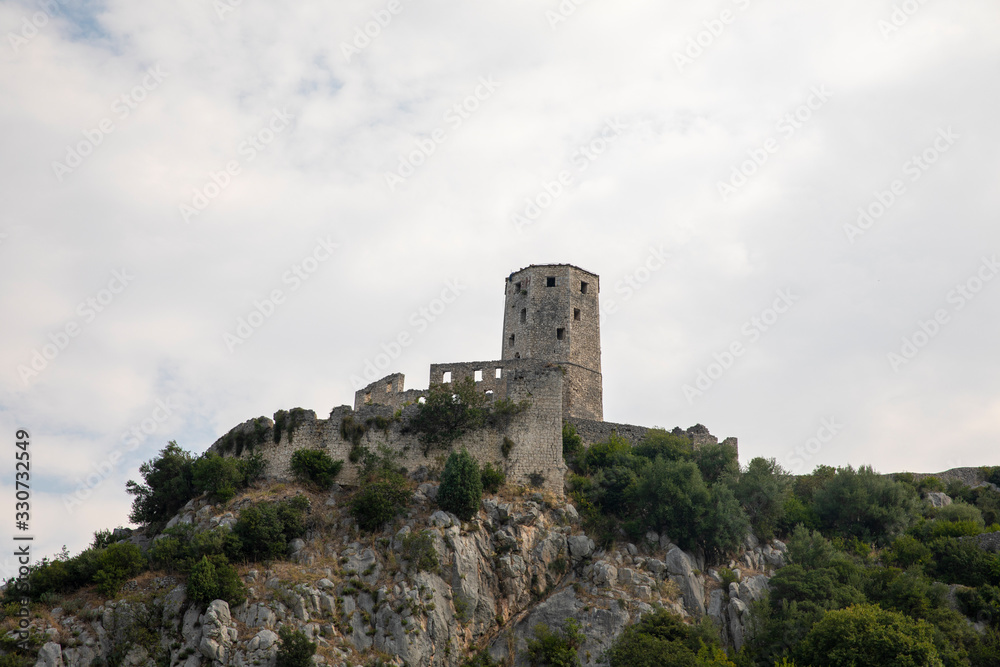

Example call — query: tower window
[514,352,520,358]
[385,383,392,393]
[574,308,581,321]
[485,390,494,400]
[442,371,452,383]
[495,368,502,378]
[508,334,515,347]
[520,308,526,323]
[474,369,483,382]
[514,281,521,292]
[557,328,565,340]
[547,276,556,287]
[581,281,588,294]
[364,392,372,403]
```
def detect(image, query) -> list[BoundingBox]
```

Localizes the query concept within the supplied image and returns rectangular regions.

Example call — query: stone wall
[354,373,426,411]
[215,359,567,497]
[567,417,739,458]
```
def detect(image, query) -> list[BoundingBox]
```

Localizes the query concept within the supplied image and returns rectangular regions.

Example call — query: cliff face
[19,482,787,667]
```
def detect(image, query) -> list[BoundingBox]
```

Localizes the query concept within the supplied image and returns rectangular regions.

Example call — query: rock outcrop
[13,486,787,667]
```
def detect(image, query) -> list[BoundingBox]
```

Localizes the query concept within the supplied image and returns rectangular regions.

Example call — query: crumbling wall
[214,359,567,497]
[568,418,739,458]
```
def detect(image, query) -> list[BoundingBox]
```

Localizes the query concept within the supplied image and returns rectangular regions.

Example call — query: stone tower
[501,264,603,421]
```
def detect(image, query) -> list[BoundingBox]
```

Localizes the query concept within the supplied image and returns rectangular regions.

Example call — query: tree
[351,471,413,531]
[795,604,944,666]
[812,466,919,543]
[526,618,584,667]
[275,626,316,667]
[126,441,195,527]
[438,449,484,521]
[733,457,791,540]
[408,377,488,451]
[192,452,244,501]
[629,458,710,549]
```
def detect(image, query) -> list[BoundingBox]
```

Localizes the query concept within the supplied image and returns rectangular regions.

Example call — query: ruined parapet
[354,373,426,411]
[568,417,738,458]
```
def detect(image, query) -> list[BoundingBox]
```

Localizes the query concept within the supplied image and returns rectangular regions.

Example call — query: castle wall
[216,359,567,497]
[568,417,739,458]
[354,373,425,411]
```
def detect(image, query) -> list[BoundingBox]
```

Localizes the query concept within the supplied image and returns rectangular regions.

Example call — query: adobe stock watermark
[844,126,958,244]
[878,0,932,39]
[6,0,70,53]
[785,417,844,474]
[682,288,798,403]
[887,255,998,372]
[350,278,467,389]
[224,236,339,352]
[17,269,135,385]
[545,0,589,31]
[512,117,627,233]
[52,65,168,182]
[179,108,295,223]
[717,85,832,202]
[384,76,501,192]
[63,394,184,512]
[599,245,671,324]
[341,0,409,62]
[673,0,753,73]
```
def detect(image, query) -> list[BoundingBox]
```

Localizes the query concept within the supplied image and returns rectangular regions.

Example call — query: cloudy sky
[2,0,999,566]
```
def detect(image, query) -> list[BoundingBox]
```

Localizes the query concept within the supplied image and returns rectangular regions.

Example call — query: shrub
[93,543,146,597]
[187,555,247,606]
[526,618,584,667]
[480,462,506,494]
[275,626,316,667]
[340,414,367,447]
[634,429,694,462]
[126,441,195,528]
[438,450,484,521]
[290,449,343,488]
[239,452,268,485]
[408,378,489,452]
[501,437,514,458]
[562,422,582,459]
[351,471,412,532]
[232,497,309,561]
[935,501,985,526]
[580,434,634,473]
[400,530,439,573]
[733,457,791,541]
[192,452,244,502]
[812,466,919,544]
[794,603,942,666]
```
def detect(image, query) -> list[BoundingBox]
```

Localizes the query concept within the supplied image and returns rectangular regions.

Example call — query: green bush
[290,449,343,488]
[351,471,412,532]
[192,452,244,502]
[526,618,583,667]
[794,603,942,666]
[400,530,439,573]
[408,378,489,452]
[186,555,247,606]
[438,450,483,521]
[812,466,919,544]
[93,543,146,597]
[232,496,309,561]
[126,441,195,528]
[733,457,791,541]
[562,422,582,459]
[275,626,316,667]
[340,414,367,447]
[480,462,506,494]
[633,429,694,463]
[935,501,985,526]
[605,609,729,667]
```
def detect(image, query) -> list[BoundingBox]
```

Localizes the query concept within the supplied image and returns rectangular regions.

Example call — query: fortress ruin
[212,264,737,497]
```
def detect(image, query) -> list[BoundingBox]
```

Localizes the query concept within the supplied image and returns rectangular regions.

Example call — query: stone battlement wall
[216,359,567,497]
[568,417,738,458]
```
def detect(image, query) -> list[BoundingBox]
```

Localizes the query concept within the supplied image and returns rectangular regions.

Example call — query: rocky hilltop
[18,479,787,667]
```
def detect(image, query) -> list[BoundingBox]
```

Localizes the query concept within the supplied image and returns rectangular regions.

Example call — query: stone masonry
[210,264,737,497]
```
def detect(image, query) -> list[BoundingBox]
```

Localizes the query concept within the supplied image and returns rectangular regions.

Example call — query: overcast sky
[2,0,999,568]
